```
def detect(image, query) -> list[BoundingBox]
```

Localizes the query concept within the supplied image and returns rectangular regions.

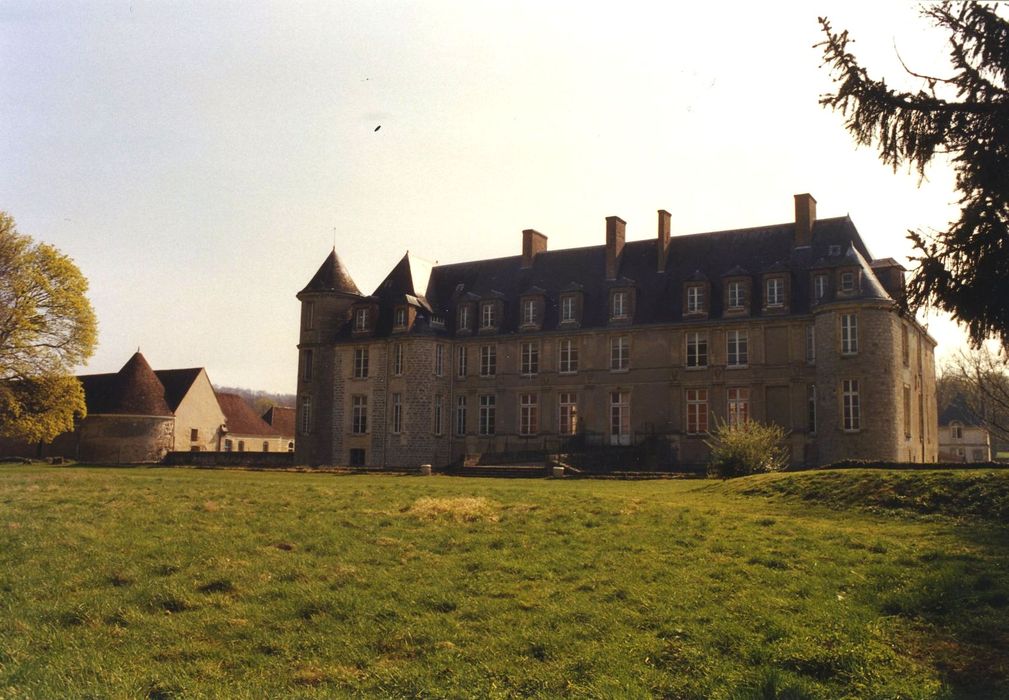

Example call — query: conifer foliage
[818,4,1009,348]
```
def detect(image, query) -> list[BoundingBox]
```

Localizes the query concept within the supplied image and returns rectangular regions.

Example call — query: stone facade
[296,194,939,468]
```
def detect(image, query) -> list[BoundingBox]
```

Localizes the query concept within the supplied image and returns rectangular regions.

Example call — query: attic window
[394,307,407,329]
[431,315,445,328]
[951,422,963,440]
[480,302,496,329]
[354,308,369,331]
[828,245,841,256]
[611,291,628,319]
[840,271,856,293]
[686,285,706,314]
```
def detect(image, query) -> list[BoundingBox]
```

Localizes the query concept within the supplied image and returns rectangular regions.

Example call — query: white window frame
[840,271,856,293]
[353,347,369,379]
[766,277,784,307]
[727,329,748,368]
[455,395,467,436]
[609,391,631,445]
[458,305,471,331]
[727,281,744,310]
[520,341,539,376]
[806,325,816,364]
[558,392,578,436]
[394,307,407,329]
[559,339,579,374]
[456,345,467,378]
[352,395,368,434]
[686,285,705,314]
[610,335,630,372]
[686,332,708,369]
[393,344,403,376]
[522,298,537,325]
[479,394,496,435]
[814,274,828,301]
[841,313,858,355]
[561,295,576,323]
[480,302,496,329]
[686,388,708,434]
[727,387,749,428]
[435,344,445,377]
[611,291,628,319]
[842,379,860,432]
[354,307,369,332]
[519,393,538,436]
[479,345,496,377]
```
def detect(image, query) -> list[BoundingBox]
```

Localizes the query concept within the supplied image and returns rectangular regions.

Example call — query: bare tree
[939,347,1009,446]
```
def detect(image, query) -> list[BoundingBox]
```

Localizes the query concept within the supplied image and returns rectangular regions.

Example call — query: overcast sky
[2,1,971,394]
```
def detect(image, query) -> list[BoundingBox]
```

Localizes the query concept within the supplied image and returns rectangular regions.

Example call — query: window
[238,440,245,452]
[805,325,815,363]
[435,344,445,376]
[686,332,708,368]
[610,335,629,371]
[455,396,467,435]
[353,347,369,378]
[611,291,628,319]
[352,395,368,434]
[304,301,315,330]
[686,285,705,314]
[458,305,471,331]
[842,379,860,431]
[456,346,468,378]
[814,274,828,301]
[558,339,579,374]
[394,307,407,329]
[393,344,403,376]
[224,439,233,452]
[300,396,311,434]
[727,281,745,310]
[288,441,294,453]
[828,244,841,256]
[431,315,445,329]
[434,394,443,435]
[727,330,748,367]
[391,393,402,434]
[903,385,912,438]
[354,307,369,331]
[558,392,578,435]
[840,271,856,292]
[522,298,537,325]
[520,341,539,376]
[479,345,496,377]
[727,387,749,427]
[519,393,538,435]
[349,448,366,466]
[951,423,963,440]
[901,326,909,367]
[479,394,496,435]
[480,302,496,329]
[840,314,858,355]
[263,441,270,452]
[610,391,631,445]
[190,445,201,452]
[766,277,784,307]
[561,295,576,323]
[807,384,816,434]
[686,389,708,434]
[190,428,199,442]
[302,349,313,381]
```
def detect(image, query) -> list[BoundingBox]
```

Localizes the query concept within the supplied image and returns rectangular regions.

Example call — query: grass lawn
[1,465,1008,698]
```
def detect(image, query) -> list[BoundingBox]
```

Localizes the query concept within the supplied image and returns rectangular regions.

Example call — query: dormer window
[304,301,315,330]
[686,285,705,314]
[354,307,369,332]
[766,278,784,307]
[431,315,445,329]
[480,301,496,330]
[951,422,963,440]
[840,271,857,293]
[561,296,575,322]
[611,291,628,319]
[828,244,841,256]
[727,281,744,310]
[522,298,536,325]
[394,307,407,329]
[457,305,472,332]
[814,273,828,302]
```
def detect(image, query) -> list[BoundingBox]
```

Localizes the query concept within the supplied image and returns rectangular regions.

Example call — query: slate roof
[216,393,279,437]
[77,352,172,416]
[299,249,362,296]
[262,405,296,438]
[154,368,204,412]
[321,215,895,340]
[939,396,984,427]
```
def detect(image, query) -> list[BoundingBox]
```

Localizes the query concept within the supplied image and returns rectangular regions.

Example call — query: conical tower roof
[106,352,172,416]
[299,249,362,296]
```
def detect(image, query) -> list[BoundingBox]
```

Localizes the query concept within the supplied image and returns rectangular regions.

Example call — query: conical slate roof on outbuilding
[104,352,172,416]
[299,249,362,296]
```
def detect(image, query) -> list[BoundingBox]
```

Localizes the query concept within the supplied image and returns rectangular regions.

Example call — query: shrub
[705,419,789,478]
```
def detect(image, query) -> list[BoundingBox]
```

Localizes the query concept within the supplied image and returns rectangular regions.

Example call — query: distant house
[0,352,227,463]
[938,397,991,463]
[262,405,296,453]
[215,392,284,453]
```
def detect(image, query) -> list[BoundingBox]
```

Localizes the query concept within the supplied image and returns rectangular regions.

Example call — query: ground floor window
[519,393,538,436]
[349,448,366,466]
[842,379,860,431]
[609,391,630,445]
[479,395,496,436]
[727,387,749,427]
[686,389,708,434]
[352,395,368,434]
[456,396,467,435]
[558,392,578,435]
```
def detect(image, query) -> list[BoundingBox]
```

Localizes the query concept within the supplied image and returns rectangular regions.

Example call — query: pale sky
[2,1,974,394]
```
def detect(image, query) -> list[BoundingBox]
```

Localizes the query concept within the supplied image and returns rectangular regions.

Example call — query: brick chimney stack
[657,210,671,272]
[605,216,626,280]
[521,229,547,269]
[794,193,816,248]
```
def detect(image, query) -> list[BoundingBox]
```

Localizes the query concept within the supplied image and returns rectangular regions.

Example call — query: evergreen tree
[818,4,1009,348]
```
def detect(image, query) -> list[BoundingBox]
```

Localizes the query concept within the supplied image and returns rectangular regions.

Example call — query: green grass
[1,466,1007,698]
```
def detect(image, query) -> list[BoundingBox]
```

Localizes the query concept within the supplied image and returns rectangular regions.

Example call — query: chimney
[605,216,626,280]
[657,210,671,272]
[794,193,816,247]
[521,229,547,269]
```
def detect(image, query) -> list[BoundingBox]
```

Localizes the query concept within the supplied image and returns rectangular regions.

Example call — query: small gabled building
[938,397,992,462]
[216,392,283,453]
[262,406,296,453]
[295,193,939,469]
